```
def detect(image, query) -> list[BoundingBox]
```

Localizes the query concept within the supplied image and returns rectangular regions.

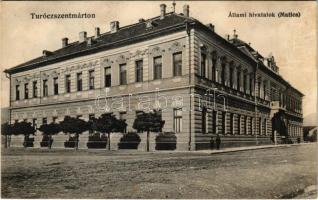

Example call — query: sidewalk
[196,143,313,155]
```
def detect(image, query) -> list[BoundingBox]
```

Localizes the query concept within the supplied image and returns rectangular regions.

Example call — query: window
[89,114,95,133]
[249,76,253,95]
[221,63,226,85]
[258,117,262,135]
[43,79,48,97]
[153,56,162,80]
[200,53,206,78]
[222,111,226,134]
[24,83,29,99]
[104,67,111,87]
[243,116,247,134]
[243,73,247,93]
[16,85,20,100]
[119,64,127,85]
[53,77,58,95]
[33,81,38,98]
[119,112,127,133]
[230,113,234,134]
[237,70,241,91]
[250,117,253,135]
[32,118,37,129]
[42,118,47,125]
[77,72,82,91]
[258,81,261,98]
[65,75,71,93]
[135,60,143,82]
[263,118,267,135]
[202,108,207,134]
[173,108,183,133]
[212,58,216,82]
[89,70,95,90]
[212,110,217,134]
[173,52,182,76]
[237,115,241,134]
[229,67,233,88]
[263,82,267,99]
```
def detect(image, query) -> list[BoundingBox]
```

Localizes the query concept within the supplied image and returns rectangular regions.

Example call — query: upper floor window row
[13,53,184,100]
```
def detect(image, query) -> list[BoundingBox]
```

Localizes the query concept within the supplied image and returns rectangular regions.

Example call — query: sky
[0,1,317,121]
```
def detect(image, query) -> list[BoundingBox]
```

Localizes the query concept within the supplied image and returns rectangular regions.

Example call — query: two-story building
[4,4,303,150]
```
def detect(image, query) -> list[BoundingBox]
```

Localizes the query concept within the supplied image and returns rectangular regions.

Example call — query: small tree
[93,113,127,150]
[133,110,165,152]
[60,116,89,150]
[11,121,36,148]
[38,122,61,149]
[1,122,13,148]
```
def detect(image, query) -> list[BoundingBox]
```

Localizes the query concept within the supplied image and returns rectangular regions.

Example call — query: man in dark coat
[216,134,221,150]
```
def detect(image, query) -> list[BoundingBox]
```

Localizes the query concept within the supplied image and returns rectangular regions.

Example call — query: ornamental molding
[101,58,113,67]
[116,54,128,64]
[130,49,149,59]
[62,60,99,72]
[150,46,163,57]
[168,42,183,52]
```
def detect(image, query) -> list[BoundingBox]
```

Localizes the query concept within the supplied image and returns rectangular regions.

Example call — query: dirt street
[1,144,317,198]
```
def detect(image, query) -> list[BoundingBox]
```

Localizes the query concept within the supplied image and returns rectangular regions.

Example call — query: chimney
[42,50,52,57]
[206,23,215,32]
[94,27,100,38]
[160,4,166,19]
[87,37,93,46]
[183,4,189,17]
[79,31,87,42]
[110,21,119,33]
[62,37,68,47]
[227,34,230,41]
[139,18,145,23]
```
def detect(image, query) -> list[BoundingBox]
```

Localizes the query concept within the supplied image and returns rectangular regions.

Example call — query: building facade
[4,4,303,150]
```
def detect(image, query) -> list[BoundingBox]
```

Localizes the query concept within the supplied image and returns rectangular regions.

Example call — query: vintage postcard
[0,1,317,199]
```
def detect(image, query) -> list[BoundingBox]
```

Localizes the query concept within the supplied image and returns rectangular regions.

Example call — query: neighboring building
[3,4,303,150]
[1,107,9,124]
[303,126,317,142]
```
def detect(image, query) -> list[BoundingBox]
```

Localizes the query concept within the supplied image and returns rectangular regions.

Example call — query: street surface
[1,143,317,198]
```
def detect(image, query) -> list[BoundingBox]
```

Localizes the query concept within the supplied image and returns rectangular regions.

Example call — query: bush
[40,135,54,147]
[64,136,77,148]
[86,133,107,149]
[155,132,177,150]
[118,132,141,149]
[23,137,34,147]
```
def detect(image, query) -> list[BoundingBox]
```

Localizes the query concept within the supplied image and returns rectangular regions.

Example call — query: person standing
[216,134,221,150]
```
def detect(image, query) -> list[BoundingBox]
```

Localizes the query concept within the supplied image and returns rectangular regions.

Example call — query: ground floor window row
[12,108,275,136]
[201,109,270,135]
[12,108,184,134]
[288,124,303,137]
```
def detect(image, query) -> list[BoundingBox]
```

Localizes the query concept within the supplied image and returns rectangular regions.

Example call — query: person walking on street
[216,134,221,150]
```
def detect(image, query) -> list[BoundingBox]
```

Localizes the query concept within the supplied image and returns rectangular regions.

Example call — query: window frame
[77,72,83,91]
[153,56,162,80]
[65,74,71,93]
[53,77,59,95]
[104,66,112,87]
[135,60,143,83]
[89,70,95,90]
[173,52,182,77]
[173,108,183,133]
[43,79,48,97]
[24,83,29,99]
[119,63,127,85]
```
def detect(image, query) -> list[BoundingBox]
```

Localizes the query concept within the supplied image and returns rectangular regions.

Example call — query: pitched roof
[5,13,194,74]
